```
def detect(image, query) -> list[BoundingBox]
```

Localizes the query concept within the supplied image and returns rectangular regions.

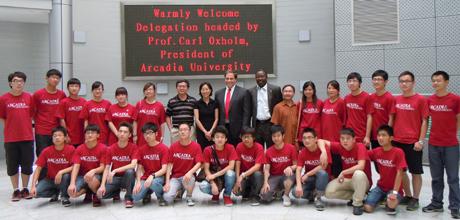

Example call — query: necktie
[225,87,232,120]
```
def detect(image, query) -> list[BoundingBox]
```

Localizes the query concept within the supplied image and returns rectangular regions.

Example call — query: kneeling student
[97,122,138,208]
[364,125,407,215]
[199,126,238,206]
[67,124,106,207]
[30,126,75,206]
[132,123,169,206]
[320,128,372,215]
[260,125,298,206]
[294,128,331,211]
[233,127,265,206]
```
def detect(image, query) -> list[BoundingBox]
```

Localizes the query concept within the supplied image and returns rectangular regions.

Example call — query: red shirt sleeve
[80,102,89,120]
[396,149,407,170]
[365,95,375,115]
[329,142,341,154]
[160,147,169,165]
[194,145,204,163]
[419,96,429,119]
[290,145,298,163]
[72,148,81,164]
[203,147,211,163]
[35,149,47,167]
[265,150,272,165]
[367,149,375,161]
[0,96,6,119]
[159,103,166,125]
[356,143,368,161]
[297,150,305,167]
[228,146,238,161]
[105,105,113,121]
[255,145,265,164]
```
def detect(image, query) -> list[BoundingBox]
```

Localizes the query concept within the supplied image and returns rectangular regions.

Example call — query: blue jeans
[76,174,102,192]
[292,169,329,198]
[132,177,164,202]
[36,173,71,199]
[199,170,236,196]
[429,144,460,210]
[102,169,135,200]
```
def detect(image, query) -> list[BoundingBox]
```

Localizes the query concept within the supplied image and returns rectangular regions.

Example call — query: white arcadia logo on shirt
[139,109,158,116]
[376,158,395,167]
[89,107,106,113]
[80,156,99,162]
[322,108,337,115]
[41,99,59,105]
[342,156,356,165]
[68,106,83,111]
[346,103,363,110]
[47,158,69,164]
[241,154,254,162]
[396,104,414,111]
[271,156,290,163]
[112,112,131,118]
[112,155,131,162]
[173,152,193,160]
[303,108,320,114]
[211,158,228,164]
[304,159,320,166]
[373,102,384,110]
[144,154,160,160]
[7,102,29,109]
[430,105,451,112]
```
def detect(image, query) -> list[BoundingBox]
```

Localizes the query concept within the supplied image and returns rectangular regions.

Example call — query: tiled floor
[0,162,453,220]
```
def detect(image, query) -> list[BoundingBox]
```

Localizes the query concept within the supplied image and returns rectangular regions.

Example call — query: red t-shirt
[321,98,346,142]
[56,97,86,145]
[0,92,35,142]
[80,99,111,144]
[235,142,265,172]
[428,93,460,146]
[368,147,407,193]
[297,146,332,174]
[298,100,323,140]
[329,142,372,185]
[137,143,169,180]
[265,144,298,176]
[105,142,138,175]
[203,144,238,170]
[344,92,374,142]
[72,143,106,176]
[370,92,395,140]
[105,103,136,145]
[33,88,66,135]
[134,100,166,146]
[36,145,74,179]
[392,94,429,144]
[168,141,203,178]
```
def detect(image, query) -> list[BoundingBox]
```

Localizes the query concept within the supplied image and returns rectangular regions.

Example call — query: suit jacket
[249,83,283,127]
[215,85,252,137]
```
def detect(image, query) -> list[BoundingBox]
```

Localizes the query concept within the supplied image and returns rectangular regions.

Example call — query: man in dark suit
[249,69,282,148]
[215,70,252,146]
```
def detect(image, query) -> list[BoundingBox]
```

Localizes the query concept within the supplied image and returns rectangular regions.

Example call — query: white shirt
[224,85,236,104]
[256,84,271,120]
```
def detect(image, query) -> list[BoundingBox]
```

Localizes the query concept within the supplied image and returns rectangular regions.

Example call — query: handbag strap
[211,145,221,167]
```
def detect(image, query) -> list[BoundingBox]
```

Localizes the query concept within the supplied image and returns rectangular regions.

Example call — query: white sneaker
[186,196,195,206]
[282,194,291,207]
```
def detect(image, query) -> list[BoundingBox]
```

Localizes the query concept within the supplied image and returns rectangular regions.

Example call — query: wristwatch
[391,190,398,195]
[150,173,156,179]
[418,140,424,145]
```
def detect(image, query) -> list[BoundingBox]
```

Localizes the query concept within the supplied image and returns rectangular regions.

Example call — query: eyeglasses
[11,79,25,84]
[398,80,413,84]
[144,131,155,135]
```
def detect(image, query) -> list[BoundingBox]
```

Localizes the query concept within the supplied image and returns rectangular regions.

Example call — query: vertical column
[49,0,72,90]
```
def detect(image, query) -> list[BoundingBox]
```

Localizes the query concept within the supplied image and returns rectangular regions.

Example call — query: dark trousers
[35,134,52,180]
[225,123,242,147]
[102,169,135,201]
[429,145,460,210]
[255,120,273,149]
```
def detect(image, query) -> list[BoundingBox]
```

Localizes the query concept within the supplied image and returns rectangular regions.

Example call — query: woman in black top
[194,82,219,150]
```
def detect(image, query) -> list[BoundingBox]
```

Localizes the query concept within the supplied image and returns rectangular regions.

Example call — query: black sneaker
[385,205,397,215]
[62,198,71,207]
[347,199,353,206]
[250,197,260,206]
[142,194,152,204]
[83,192,92,203]
[21,188,32,200]
[406,198,419,211]
[11,189,21,202]
[49,194,59,202]
[452,209,460,219]
[158,197,167,206]
[400,196,411,205]
[422,203,444,213]
[353,205,364,215]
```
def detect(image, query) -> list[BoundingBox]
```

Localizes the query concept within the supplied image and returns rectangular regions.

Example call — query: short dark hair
[372,70,389,81]
[142,122,158,133]
[255,69,267,76]
[340,128,355,137]
[67,78,81,87]
[399,71,415,81]
[52,126,68,136]
[347,72,362,84]
[212,125,228,138]
[224,70,238,79]
[327,80,340,92]
[198,82,213,98]
[84,124,100,134]
[432,71,449,81]
[46,69,62,78]
[8,71,27,88]
[115,87,128,96]
[271,125,285,135]
[377,124,394,136]
[241,127,256,138]
[91,81,104,91]
[118,122,133,134]
[302,127,317,137]
[282,84,296,93]
[176,79,190,88]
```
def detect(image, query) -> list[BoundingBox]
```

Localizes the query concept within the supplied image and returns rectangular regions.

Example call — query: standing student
[67,124,106,207]
[163,123,203,206]
[199,126,238,206]
[133,82,166,146]
[344,72,373,146]
[132,123,169,206]
[364,125,407,215]
[30,126,74,206]
[249,69,282,148]
[260,125,298,206]
[391,71,429,211]
[80,81,111,144]
[97,122,137,208]
[0,71,35,201]
[294,128,331,211]
[297,81,323,145]
[233,127,265,206]
[271,85,299,147]
[321,80,346,178]
[33,69,66,157]
[106,87,135,145]
[423,71,460,219]
[321,128,372,216]
[194,82,219,150]
[57,78,86,147]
